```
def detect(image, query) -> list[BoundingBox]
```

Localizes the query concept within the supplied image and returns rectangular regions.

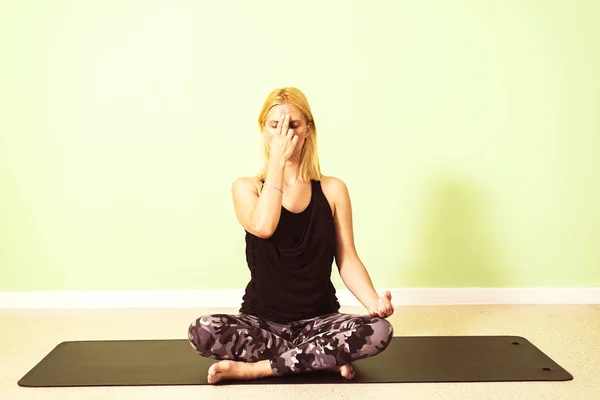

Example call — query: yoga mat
[18,336,572,386]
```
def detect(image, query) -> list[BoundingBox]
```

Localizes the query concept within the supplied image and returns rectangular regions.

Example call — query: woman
[188,87,394,384]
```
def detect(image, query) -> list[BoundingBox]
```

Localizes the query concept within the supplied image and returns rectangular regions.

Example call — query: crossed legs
[188,312,393,384]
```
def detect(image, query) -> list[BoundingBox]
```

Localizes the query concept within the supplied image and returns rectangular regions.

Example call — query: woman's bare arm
[231,159,286,239]
[232,114,298,238]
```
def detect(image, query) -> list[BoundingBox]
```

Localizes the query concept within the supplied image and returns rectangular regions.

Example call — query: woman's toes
[339,364,355,379]
[207,361,226,384]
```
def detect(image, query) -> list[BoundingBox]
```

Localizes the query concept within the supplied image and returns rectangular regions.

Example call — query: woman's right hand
[268,114,299,163]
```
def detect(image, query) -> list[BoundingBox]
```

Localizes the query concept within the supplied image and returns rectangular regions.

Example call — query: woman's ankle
[252,359,274,378]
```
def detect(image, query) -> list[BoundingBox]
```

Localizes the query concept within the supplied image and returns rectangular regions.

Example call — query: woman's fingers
[281,114,290,136]
[377,293,393,317]
[369,295,395,318]
[283,132,299,160]
[276,115,284,135]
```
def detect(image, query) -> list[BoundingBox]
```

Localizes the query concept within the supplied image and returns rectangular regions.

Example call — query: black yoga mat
[18,336,572,386]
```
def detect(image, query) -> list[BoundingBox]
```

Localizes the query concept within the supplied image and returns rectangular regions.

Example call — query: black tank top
[239,179,340,323]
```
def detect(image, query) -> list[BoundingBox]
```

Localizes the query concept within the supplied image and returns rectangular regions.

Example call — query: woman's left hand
[367,291,394,318]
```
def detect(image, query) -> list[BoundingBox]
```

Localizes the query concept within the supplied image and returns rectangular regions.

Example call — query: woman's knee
[368,317,394,351]
[188,314,227,357]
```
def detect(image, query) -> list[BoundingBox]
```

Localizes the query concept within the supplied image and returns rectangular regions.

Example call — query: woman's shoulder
[232,175,263,193]
[320,175,348,191]
[320,175,350,200]
[319,176,351,218]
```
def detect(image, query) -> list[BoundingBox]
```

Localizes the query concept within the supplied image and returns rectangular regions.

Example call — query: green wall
[1,0,599,291]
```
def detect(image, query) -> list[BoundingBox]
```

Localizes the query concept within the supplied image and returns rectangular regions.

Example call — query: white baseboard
[1,288,599,309]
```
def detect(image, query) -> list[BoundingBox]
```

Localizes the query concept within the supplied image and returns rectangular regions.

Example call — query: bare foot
[328,364,356,380]
[207,360,272,384]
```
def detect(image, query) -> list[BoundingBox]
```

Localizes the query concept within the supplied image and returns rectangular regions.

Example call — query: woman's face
[262,103,311,158]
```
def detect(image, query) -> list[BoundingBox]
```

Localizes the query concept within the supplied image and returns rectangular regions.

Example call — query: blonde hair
[256,87,323,182]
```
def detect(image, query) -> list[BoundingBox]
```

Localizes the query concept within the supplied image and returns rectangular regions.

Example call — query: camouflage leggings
[188,312,394,376]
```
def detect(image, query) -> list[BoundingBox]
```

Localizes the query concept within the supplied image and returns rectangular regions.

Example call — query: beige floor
[1,304,599,400]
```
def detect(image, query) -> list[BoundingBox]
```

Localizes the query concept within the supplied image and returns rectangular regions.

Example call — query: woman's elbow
[251,222,276,239]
